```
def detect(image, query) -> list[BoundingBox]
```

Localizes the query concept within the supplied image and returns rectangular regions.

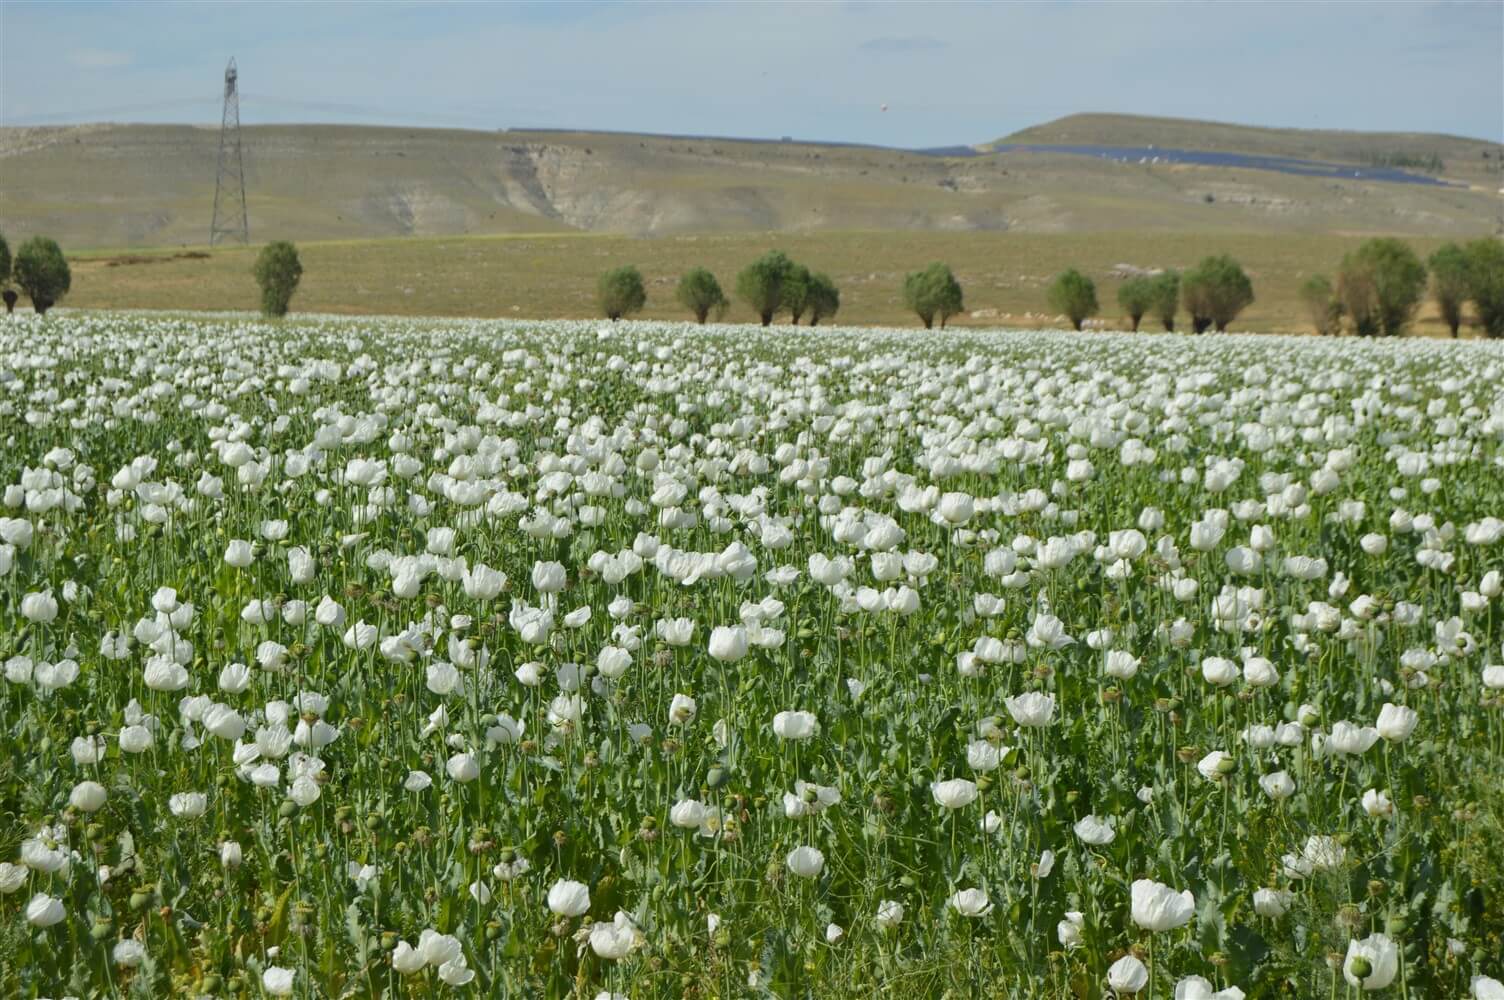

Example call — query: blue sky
[2,1,1500,145]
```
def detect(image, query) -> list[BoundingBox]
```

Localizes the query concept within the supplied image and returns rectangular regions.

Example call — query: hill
[992,113,1502,188]
[1,117,1499,249]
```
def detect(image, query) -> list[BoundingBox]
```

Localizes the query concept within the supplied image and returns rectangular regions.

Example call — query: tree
[736,250,794,326]
[1150,270,1179,331]
[597,265,647,321]
[902,262,963,329]
[1464,238,1504,338]
[675,268,726,324]
[1339,238,1425,337]
[253,241,303,318]
[1428,244,1469,338]
[1047,268,1098,331]
[783,264,811,324]
[12,236,71,315]
[0,231,13,314]
[1299,275,1343,336]
[1181,255,1253,333]
[806,272,840,326]
[1336,263,1382,337]
[1116,276,1156,332]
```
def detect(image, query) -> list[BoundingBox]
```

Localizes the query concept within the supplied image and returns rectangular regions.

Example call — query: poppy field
[1,313,1502,999]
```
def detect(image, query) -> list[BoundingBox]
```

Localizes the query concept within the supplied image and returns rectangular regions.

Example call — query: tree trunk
[922,316,932,329]
[696,310,707,325]
[810,316,819,326]
[34,297,51,315]
[760,311,773,327]
[1071,317,1082,331]
[1,290,15,314]
[1130,314,1141,333]
[1162,317,1174,332]
[1215,320,1228,333]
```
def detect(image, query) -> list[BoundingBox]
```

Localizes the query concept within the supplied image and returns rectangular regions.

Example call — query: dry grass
[60,228,1470,335]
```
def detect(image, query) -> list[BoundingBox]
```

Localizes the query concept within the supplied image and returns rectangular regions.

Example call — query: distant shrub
[1337,266,1382,338]
[1116,276,1156,332]
[598,265,646,321]
[0,231,12,314]
[783,264,812,324]
[902,262,963,329]
[1338,239,1425,337]
[253,241,303,318]
[13,236,72,315]
[675,268,727,324]
[1428,243,1469,338]
[1181,255,1252,333]
[1464,238,1504,338]
[806,272,840,326]
[736,250,795,327]
[1149,271,1180,332]
[1047,268,1098,331]
[1299,275,1343,336]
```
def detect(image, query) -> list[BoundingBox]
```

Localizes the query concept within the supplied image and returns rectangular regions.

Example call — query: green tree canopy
[12,236,72,315]
[0,231,12,314]
[783,264,812,324]
[1047,268,1098,331]
[1339,238,1425,337]
[1181,255,1253,333]
[675,267,727,325]
[597,265,647,321]
[806,272,840,326]
[253,241,303,318]
[1464,238,1504,338]
[902,262,963,329]
[1149,271,1179,332]
[1428,243,1469,338]
[1299,274,1343,337]
[1116,276,1156,332]
[736,250,795,327]
[1337,264,1381,338]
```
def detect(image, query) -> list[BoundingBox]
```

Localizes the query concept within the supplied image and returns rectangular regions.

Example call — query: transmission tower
[210,58,249,245]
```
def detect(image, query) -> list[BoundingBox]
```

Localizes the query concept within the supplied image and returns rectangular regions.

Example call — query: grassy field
[61,228,1469,335]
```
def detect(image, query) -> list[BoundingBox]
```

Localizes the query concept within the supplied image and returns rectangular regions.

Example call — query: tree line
[597,252,840,326]
[7,229,1501,338]
[1300,238,1503,339]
